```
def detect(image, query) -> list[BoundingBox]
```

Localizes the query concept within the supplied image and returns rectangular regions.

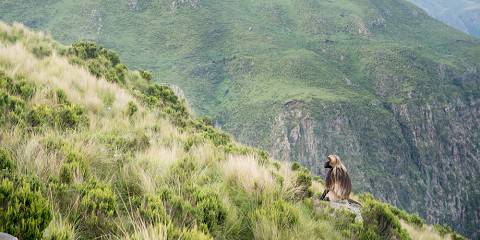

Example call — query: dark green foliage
[360,194,411,240]
[191,119,231,146]
[0,148,14,171]
[159,187,198,229]
[27,105,53,127]
[69,41,119,65]
[452,233,467,240]
[433,224,466,239]
[201,127,230,146]
[434,224,454,236]
[68,41,125,84]
[130,194,169,224]
[0,177,52,239]
[139,70,153,82]
[291,162,301,171]
[55,89,69,104]
[27,103,88,130]
[78,180,117,232]
[191,187,227,232]
[0,72,34,126]
[54,104,88,129]
[99,131,150,153]
[294,169,313,199]
[253,200,299,228]
[198,116,214,127]
[31,42,52,58]
[389,205,424,227]
[59,146,88,184]
[126,101,138,117]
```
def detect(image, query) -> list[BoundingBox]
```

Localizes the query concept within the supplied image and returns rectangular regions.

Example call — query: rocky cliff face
[269,69,480,238]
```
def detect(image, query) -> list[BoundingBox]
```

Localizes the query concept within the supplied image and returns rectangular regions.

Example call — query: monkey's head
[324,154,342,169]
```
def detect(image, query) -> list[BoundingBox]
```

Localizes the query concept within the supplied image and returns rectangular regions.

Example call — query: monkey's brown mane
[325,159,352,200]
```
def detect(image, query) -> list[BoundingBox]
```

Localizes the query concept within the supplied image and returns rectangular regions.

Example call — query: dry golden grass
[222,154,276,195]
[0,43,134,115]
[118,218,167,240]
[401,221,450,240]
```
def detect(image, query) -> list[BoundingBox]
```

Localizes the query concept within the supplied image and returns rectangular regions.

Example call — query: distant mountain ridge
[407,0,480,37]
[1,0,479,238]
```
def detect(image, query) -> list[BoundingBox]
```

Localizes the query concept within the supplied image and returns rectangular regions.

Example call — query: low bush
[191,187,227,233]
[126,101,138,117]
[0,148,14,171]
[359,194,410,240]
[78,180,117,233]
[389,205,424,227]
[167,225,212,240]
[59,146,89,184]
[252,200,299,229]
[42,217,76,240]
[28,103,88,130]
[159,187,198,228]
[31,42,52,58]
[130,194,169,224]
[139,70,153,81]
[0,177,52,239]
[291,162,301,171]
[294,170,313,199]
[99,131,150,153]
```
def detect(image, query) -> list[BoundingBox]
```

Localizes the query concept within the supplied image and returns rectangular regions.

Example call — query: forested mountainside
[0,22,464,240]
[407,0,480,37]
[1,0,479,238]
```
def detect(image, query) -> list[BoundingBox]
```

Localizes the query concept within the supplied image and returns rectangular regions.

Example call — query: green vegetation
[1,0,479,238]
[0,22,466,240]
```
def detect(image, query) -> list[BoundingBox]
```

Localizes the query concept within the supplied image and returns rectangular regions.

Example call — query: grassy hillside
[1,0,479,238]
[0,22,464,240]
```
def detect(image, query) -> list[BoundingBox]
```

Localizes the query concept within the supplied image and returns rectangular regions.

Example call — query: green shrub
[28,104,88,130]
[130,194,169,224]
[126,101,138,117]
[59,146,88,184]
[0,148,14,171]
[54,104,88,129]
[191,187,227,232]
[11,78,36,100]
[139,70,153,81]
[252,200,299,229]
[434,224,453,236]
[55,89,69,104]
[28,104,54,127]
[31,43,52,58]
[167,225,212,240]
[360,194,410,240]
[389,205,424,227]
[99,131,150,153]
[201,126,230,146]
[42,218,75,240]
[79,180,117,232]
[0,177,52,239]
[294,170,313,199]
[159,188,198,228]
[291,162,301,171]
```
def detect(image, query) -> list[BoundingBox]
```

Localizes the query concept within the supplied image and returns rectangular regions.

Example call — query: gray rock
[330,200,363,222]
[0,233,18,240]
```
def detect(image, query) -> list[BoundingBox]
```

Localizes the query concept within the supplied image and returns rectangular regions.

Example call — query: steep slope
[0,22,463,240]
[407,0,480,37]
[1,0,479,237]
